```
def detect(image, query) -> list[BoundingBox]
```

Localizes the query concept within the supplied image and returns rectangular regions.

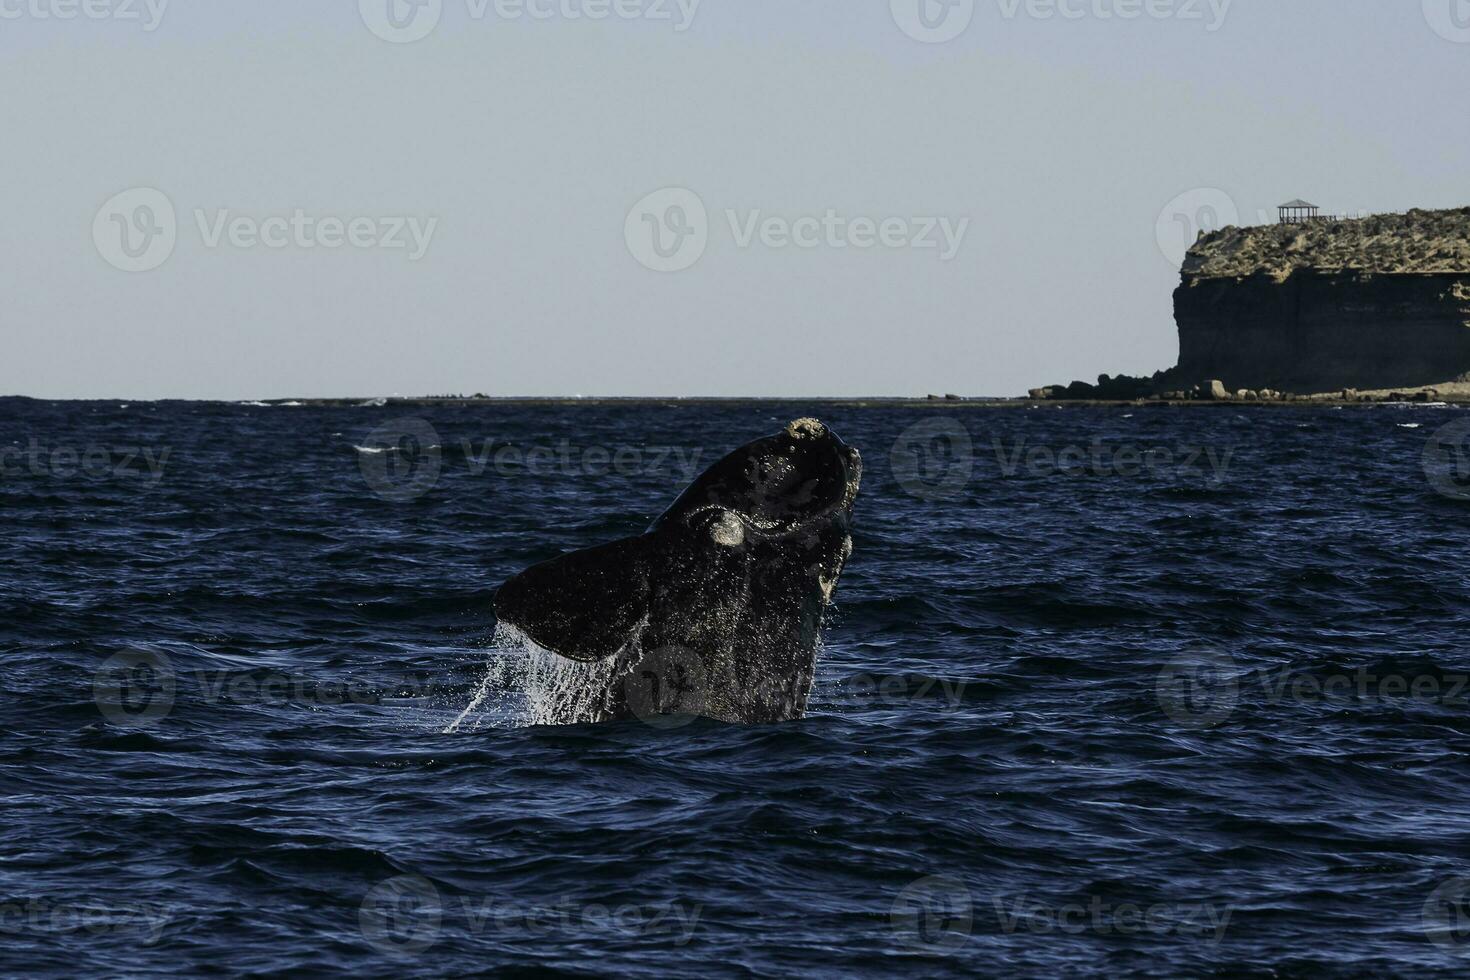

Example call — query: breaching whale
[493,418,861,725]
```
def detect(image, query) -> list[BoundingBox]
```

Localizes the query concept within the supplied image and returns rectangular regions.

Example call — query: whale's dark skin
[493,418,861,724]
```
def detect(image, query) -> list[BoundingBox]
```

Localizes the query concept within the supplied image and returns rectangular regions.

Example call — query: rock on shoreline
[1033,206,1470,400]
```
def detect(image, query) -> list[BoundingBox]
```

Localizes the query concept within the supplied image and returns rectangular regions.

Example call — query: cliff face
[1174,208,1470,392]
[1175,271,1470,391]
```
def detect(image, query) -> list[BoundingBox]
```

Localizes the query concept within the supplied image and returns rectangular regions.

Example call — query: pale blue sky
[3,0,1466,398]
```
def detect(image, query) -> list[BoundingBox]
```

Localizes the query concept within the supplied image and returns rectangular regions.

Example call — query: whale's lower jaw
[500,510,851,726]
[518,550,839,726]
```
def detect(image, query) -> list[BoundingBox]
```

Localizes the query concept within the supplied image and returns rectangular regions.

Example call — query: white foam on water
[353,443,442,454]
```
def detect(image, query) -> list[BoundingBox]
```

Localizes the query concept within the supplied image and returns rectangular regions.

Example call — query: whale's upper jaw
[654,418,860,537]
[776,420,860,526]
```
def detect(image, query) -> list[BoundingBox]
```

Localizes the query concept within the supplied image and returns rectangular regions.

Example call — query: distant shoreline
[4,394,1467,409]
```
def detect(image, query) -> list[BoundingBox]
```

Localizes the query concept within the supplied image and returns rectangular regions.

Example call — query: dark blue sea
[7,398,1470,978]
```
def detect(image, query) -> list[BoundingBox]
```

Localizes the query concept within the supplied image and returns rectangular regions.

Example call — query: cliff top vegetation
[1184,207,1470,281]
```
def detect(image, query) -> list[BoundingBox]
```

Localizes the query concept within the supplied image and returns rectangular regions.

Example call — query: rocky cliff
[1173,208,1470,392]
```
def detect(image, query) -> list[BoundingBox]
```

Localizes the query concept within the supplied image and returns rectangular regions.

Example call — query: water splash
[443,623,531,733]
[524,638,625,727]
[445,623,628,731]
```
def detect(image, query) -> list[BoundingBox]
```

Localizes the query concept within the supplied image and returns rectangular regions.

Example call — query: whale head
[654,417,862,538]
[493,419,861,723]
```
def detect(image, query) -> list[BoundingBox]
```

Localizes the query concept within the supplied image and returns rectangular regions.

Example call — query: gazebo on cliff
[1278,199,1320,224]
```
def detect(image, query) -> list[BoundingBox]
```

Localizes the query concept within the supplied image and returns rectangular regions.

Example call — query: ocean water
[6,398,1470,978]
